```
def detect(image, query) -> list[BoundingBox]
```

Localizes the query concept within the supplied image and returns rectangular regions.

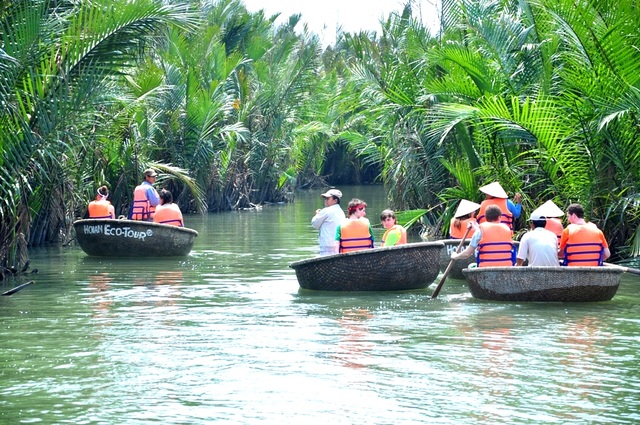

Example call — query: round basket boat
[290,241,444,291]
[463,266,623,302]
[73,219,198,257]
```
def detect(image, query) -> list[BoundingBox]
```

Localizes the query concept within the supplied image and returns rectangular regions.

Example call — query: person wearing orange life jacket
[88,185,116,219]
[336,198,374,253]
[153,189,184,227]
[449,199,481,239]
[451,205,515,267]
[476,182,522,231]
[380,209,407,247]
[559,203,610,266]
[130,169,160,221]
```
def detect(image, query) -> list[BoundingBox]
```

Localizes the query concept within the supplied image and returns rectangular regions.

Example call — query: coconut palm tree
[0,0,197,273]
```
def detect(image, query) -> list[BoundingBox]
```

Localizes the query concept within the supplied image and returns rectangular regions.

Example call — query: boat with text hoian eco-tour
[73,219,198,257]
[462,266,623,302]
[289,241,444,291]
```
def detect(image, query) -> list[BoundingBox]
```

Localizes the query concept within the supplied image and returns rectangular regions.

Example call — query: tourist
[533,200,564,239]
[88,185,116,219]
[130,169,160,221]
[311,188,345,256]
[559,203,610,266]
[476,181,522,230]
[380,209,407,247]
[449,199,481,239]
[336,198,374,253]
[451,205,514,267]
[153,189,184,227]
[516,212,559,266]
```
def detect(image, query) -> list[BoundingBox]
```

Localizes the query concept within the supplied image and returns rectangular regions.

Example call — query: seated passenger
[153,189,184,227]
[559,203,610,266]
[451,205,514,267]
[516,212,559,266]
[380,209,407,247]
[88,185,116,219]
[336,198,374,253]
[449,199,481,239]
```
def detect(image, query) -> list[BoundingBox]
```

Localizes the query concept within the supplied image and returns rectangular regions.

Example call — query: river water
[2,186,640,424]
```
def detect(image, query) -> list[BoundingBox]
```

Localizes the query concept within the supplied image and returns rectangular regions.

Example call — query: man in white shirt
[311,189,345,256]
[516,212,559,266]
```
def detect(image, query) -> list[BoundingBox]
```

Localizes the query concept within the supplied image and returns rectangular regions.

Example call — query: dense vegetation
[1,0,639,275]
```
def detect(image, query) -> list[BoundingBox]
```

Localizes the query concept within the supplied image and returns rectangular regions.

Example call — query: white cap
[534,200,564,218]
[529,211,547,221]
[479,182,508,198]
[320,189,342,199]
[454,199,481,218]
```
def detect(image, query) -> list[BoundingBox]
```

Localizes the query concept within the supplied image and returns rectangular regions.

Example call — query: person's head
[529,211,547,229]
[320,188,342,206]
[347,198,367,218]
[144,169,158,183]
[566,203,584,219]
[380,209,397,229]
[479,182,508,200]
[97,185,109,199]
[485,205,502,222]
[159,189,173,205]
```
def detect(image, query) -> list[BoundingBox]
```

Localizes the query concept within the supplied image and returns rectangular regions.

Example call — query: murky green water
[2,186,640,424]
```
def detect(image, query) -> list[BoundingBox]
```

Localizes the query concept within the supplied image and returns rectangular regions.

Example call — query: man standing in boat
[559,203,611,266]
[130,169,160,221]
[516,212,559,266]
[451,205,515,267]
[311,189,345,256]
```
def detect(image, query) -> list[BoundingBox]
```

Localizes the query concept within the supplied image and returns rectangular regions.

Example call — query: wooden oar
[2,281,34,296]
[604,262,640,276]
[432,227,472,299]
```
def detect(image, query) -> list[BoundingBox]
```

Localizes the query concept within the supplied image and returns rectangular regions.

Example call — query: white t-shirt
[311,203,345,255]
[517,227,559,266]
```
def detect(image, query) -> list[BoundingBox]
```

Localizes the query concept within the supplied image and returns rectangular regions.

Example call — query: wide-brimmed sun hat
[533,200,564,218]
[320,189,342,199]
[454,199,481,218]
[479,182,509,198]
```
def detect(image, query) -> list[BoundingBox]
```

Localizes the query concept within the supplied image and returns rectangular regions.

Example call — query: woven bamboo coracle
[290,241,444,291]
[463,266,623,302]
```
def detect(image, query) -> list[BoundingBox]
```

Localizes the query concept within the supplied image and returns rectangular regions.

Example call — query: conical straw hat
[454,199,481,218]
[479,182,508,198]
[533,200,564,218]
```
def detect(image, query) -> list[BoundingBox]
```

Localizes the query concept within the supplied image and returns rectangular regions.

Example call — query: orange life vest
[449,218,477,239]
[477,198,514,230]
[131,184,157,221]
[153,203,184,227]
[476,222,515,267]
[339,219,374,253]
[561,223,606,266]
[88,199,114,219]
[382,225,407,246]
[545,218,563,240]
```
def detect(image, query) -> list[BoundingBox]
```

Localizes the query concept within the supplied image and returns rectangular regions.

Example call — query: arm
[146,187,160,207]
[311,209,326,229]
[508,196,522,219]
[451,244,475,260]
